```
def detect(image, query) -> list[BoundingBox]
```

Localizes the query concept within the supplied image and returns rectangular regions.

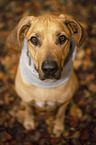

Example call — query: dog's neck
[19,37,77,88]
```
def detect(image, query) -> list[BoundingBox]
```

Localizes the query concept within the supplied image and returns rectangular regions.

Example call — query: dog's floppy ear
[59,14,87,47]
[7,16,34,48]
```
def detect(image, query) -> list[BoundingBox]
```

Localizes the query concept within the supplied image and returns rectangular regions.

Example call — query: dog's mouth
[39,71,62,81]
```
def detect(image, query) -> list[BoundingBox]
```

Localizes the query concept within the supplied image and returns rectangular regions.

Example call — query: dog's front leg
[24,103,35,130]
[53,101,69,137]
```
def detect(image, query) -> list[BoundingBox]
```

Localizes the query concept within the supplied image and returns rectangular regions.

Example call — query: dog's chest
[30,99,58,110]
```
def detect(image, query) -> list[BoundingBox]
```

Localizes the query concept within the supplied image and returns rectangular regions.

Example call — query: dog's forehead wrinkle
[31,17,64,32]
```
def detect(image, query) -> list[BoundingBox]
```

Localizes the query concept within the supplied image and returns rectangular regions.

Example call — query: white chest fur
[36,102,57,108]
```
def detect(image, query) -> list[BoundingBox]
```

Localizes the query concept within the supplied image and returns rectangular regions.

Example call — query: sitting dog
[8,14,87,136]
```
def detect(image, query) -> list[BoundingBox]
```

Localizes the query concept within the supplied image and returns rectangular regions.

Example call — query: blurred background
[0,0,96,145]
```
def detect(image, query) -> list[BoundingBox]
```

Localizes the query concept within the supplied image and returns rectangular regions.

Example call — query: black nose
[42,61,58,75]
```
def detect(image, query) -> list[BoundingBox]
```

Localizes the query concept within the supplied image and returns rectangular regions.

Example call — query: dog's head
[8,14,87,80]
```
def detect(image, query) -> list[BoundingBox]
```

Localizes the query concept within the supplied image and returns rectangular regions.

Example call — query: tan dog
[8,14,87,136]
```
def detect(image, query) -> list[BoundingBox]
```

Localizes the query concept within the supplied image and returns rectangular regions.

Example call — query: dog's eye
[59,35,68,45]
[29,36,38,46]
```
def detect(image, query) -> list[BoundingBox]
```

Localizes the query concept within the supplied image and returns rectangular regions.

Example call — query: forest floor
[0,0,96,145]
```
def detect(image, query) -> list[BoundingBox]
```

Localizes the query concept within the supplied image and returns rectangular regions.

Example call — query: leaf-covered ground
[0,0,96,145]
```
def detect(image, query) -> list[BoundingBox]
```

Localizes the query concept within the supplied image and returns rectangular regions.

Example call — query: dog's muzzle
[40,60,60,80]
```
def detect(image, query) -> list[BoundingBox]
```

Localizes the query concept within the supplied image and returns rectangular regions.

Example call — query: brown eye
[59,35,68,45]
[29,36,38,46]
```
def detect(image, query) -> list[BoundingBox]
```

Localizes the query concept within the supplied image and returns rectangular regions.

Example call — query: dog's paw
[53,123,64,137]
[24,120,35,130]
